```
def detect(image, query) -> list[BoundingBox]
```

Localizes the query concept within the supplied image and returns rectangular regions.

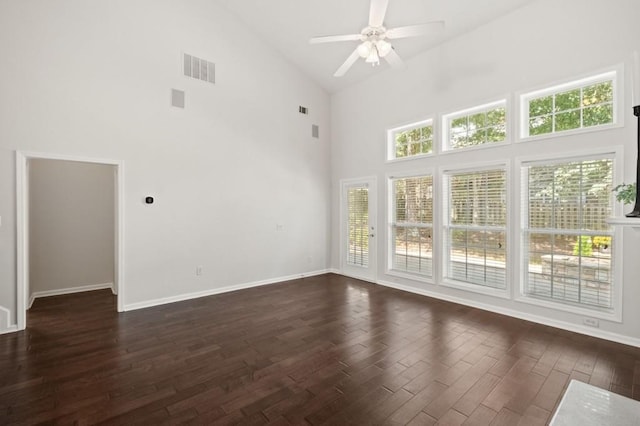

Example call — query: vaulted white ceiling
[214,0,539,93]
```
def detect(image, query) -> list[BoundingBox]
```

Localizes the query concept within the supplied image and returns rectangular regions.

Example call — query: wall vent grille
[171,89,185,108]
[183,53,215,84]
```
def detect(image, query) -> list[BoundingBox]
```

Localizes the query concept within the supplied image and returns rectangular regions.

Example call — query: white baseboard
[28,282,115,308]
[0,305,18,335]
[123,269,331,312]
[0,325,19,335]
[375,278,640,348]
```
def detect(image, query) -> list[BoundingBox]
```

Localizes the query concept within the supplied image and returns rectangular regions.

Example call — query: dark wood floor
[2,274,640,425]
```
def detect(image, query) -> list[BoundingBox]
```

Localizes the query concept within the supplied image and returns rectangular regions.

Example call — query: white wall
[331,0,640,344]
[0,0,331,325]
[29,159,115,296]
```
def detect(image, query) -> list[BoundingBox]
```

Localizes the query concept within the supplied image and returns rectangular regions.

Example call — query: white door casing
[15,151,125,330]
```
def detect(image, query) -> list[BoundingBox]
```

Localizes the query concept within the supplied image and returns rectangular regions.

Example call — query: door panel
[341,178,377,281]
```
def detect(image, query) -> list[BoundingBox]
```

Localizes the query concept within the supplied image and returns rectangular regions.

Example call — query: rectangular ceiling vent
[183,53,215,84]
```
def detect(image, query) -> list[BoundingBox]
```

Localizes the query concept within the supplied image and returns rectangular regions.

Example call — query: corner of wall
[0,305,18,335]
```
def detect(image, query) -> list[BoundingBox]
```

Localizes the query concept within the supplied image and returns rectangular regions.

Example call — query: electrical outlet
[583,317,599,328]
[196,266,203,276]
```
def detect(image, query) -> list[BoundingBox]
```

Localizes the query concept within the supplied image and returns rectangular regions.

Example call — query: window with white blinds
[444,168,507,289]
[522,157,614,309]
[347,186,369,267]
[390,175,433,277]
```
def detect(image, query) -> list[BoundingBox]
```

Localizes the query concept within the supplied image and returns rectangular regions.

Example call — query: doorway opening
[16,152,125,330]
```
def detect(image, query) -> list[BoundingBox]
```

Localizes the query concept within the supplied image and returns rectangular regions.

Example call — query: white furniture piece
[550,380,640,425]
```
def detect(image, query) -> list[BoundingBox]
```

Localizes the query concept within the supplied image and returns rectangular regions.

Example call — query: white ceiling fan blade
[386,21,445,39]
[309,34,362,44]
[334,48,361,77]
[384,48,405,70]
[368,0,389,27]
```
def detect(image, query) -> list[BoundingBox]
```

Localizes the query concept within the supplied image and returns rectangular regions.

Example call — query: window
[388,120,433,160]
[347,186,369,267]
[522,157,614,310]
[443,101,507,151]
[443,168,507,290]
[521,71,617,139]
[390,174,433,277]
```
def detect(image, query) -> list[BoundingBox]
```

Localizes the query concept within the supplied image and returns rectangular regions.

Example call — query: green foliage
[555,110,581,131]
[449,106,506,149]
[573,235,593,256]
[612,182,636,205]
[529,96,552,116]
[395,125,433,158]
[592,236,611,249]
[583,81,613,105]
[528,80,613,136]
[555,89,580,112]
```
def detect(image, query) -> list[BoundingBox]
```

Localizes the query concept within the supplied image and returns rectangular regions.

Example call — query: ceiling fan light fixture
[312,0,442,76]
[376,39,392,57]
[365,47,380,65]
[357,41,373,58]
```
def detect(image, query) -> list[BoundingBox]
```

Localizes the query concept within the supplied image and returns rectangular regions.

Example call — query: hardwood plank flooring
[2,273,640,425]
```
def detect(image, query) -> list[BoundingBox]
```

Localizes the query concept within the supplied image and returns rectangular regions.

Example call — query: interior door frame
[339,176,377,282]
[15,151,125,330]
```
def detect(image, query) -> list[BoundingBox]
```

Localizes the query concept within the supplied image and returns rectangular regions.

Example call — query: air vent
[171,89,185,108]
[183,53,215,84]
[299,106,308,115]
[312,124,319,139]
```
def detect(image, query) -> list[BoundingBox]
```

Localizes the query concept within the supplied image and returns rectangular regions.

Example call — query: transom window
[388,120,433,160]
[522,157,614,310]
[443,168,507,290]
[521,71,617,139]
[389,174,433,277]
[443,101,507,151]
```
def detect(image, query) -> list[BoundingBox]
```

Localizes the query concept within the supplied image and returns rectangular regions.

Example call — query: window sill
[386,269,433,284]
[441,279,510,300]
[386,153,434,164]
[514,294,621,323]
[606,217,640,228]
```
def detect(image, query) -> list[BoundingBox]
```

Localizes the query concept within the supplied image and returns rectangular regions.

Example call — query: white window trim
[518,65,624,142]
[440,161,511,299]
[441,98,510,153]
[386,170,435,281]
[514,147,624,322]
[386,118,435,162]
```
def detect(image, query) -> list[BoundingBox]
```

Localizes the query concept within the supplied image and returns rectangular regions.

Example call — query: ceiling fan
[309,0,444,77]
